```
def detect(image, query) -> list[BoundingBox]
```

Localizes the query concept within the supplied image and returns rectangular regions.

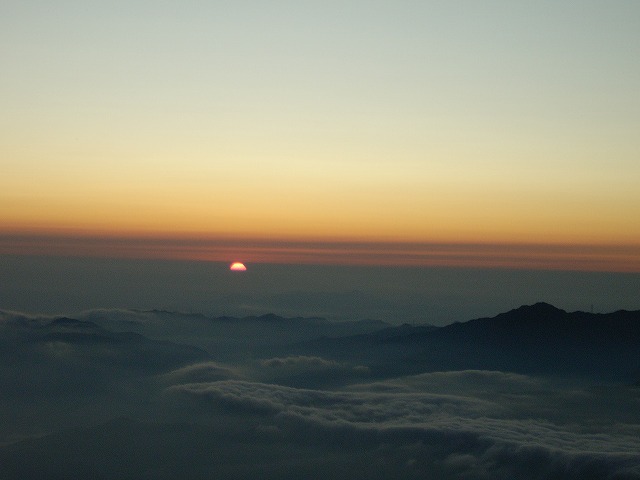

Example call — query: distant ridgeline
[285,302,640,382]
[1,302,639,385]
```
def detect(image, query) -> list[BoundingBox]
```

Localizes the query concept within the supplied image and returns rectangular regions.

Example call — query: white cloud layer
[167,377,640,478]
[2,308,640,479]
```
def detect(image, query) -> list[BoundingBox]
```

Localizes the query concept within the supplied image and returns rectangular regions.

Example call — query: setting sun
[229,262,247,271]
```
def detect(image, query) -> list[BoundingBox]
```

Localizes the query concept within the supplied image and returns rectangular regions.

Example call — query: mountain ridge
[291,302,640,381]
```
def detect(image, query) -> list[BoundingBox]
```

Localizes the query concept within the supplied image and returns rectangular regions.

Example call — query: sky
[1,1,640,271]
[2,5,640,473]
[2,255,639,324]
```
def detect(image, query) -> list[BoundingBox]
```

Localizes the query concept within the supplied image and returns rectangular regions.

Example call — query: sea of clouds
[1,308,639,479]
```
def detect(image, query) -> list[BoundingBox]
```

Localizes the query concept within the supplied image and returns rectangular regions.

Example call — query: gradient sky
[2,1,639,269]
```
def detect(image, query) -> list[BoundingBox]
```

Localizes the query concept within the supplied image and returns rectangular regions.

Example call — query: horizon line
[1,231,639,273]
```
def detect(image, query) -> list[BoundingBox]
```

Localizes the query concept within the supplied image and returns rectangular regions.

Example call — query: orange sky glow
[2,2,639,273]
[1,231,638,273]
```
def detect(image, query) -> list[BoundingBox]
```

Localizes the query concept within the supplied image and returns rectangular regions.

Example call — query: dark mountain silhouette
[3,304,640,383]
[41,317,209,365]
[0,314,210,402]
[292,303,640,381]
[79,309,389,360]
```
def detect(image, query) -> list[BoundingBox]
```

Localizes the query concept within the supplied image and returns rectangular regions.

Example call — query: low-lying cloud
[167,378,640,478]
[159,362,242,385]
[2,308,640,479]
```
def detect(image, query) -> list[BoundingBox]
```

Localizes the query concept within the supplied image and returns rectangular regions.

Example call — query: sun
[229,262,247,271]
